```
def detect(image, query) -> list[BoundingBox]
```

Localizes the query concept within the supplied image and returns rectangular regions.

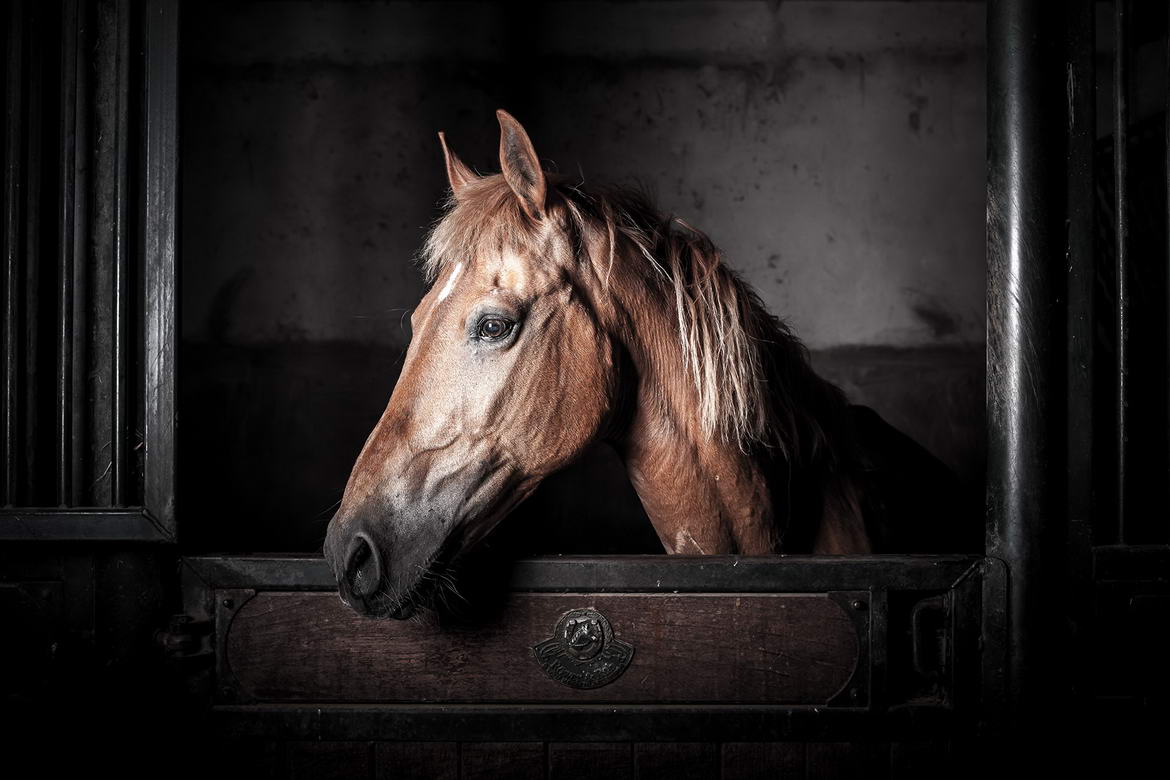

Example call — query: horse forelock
[419,175,841,460]
[419,176,539,283]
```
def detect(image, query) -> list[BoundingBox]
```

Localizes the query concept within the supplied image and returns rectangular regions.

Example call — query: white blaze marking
[674,528,708,555]
[437,262,463,302]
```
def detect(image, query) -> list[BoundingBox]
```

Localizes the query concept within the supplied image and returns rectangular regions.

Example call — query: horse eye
[476,317,513,341]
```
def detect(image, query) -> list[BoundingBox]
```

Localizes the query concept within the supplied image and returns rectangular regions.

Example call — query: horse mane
[420,175,848,463]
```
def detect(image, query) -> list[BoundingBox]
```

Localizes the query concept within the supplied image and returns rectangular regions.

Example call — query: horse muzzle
[325,519,417,619]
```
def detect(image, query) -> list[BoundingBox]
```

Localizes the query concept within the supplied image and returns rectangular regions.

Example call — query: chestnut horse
[324,110,970,618]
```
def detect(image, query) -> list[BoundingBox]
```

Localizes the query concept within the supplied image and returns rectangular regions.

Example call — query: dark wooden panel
[225,593,858,704]
[460,743,545,780]
[211,703,959,744]
[721,742,804,778]
[286,741,370,780]
[890,741,949,779]
[633,743,718,780]
[806,742,889,780]
[376,742,458,780]
[548,743,632,780]
[216,739,283,780]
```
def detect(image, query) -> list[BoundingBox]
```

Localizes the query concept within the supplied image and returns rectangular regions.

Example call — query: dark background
[179,0,989,553]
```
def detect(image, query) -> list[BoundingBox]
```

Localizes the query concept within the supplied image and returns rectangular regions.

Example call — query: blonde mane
[420,176,844,459]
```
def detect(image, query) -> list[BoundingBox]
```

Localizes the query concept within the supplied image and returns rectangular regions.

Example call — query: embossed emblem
[532,608,634,689]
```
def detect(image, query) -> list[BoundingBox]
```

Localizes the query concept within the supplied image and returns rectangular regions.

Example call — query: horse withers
[323,110,974,619]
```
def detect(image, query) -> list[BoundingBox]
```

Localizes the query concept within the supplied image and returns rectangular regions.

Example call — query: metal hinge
[155,613,212,661]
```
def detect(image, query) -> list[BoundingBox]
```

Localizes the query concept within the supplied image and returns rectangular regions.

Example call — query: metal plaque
[532,608,634,689]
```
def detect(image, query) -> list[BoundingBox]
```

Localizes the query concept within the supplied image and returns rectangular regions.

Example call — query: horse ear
[438,131,477,200]
[496,109,546,221]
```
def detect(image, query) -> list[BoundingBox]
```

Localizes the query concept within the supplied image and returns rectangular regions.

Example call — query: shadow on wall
[179,342,983,553]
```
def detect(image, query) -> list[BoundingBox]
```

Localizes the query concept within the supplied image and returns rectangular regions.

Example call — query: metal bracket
[214,588,256,704]
[827,590,872,708]
[155,613,212,661]
[910,594,950,681]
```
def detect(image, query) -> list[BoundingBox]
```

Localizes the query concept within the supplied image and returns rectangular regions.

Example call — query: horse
[323,110,974,619]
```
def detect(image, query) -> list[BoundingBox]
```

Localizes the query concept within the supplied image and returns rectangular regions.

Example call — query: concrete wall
[180,1,986,552]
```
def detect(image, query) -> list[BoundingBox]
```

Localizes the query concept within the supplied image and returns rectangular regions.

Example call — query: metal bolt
[850,598,867,611]
[849,687,861,702]
[221,598,234,609]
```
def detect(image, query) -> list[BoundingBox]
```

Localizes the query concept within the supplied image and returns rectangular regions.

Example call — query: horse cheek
[554,338,611,465]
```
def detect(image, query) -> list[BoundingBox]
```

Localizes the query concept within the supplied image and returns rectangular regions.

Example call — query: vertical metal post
[2,1,24,507]
[1165,4,1170,534]
[90,0,130,506]
[986,0,1067,721]
[1114,0,1130,543]
[58,0,81,505]
[69,0,89,507]
[22,0,43,502]
[142,0,179,532]
[110,0,130,507]
[1065,0,1096,704]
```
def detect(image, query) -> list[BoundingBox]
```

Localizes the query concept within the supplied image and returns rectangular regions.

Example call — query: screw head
[221,598,234,609]
[850,598,867,611]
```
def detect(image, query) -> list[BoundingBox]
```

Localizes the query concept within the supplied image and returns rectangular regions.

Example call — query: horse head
[324,109,899,619]
[324,111,623,617]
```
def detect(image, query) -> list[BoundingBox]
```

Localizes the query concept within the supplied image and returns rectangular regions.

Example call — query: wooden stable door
[185,555,1004,748]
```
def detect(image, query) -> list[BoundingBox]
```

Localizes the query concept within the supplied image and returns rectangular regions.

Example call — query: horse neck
[601,267,778,554]
[598,247,868,555]
[620,407,779,554]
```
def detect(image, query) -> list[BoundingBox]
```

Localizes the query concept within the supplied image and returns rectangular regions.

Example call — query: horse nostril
[345,532,382,599]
